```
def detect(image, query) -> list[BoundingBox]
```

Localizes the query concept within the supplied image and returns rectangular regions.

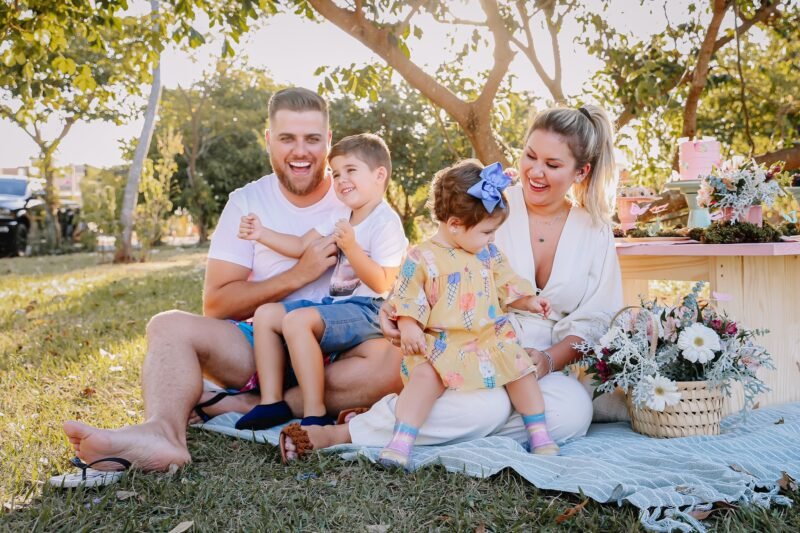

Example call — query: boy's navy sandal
[300,415,337,427]
[235,401,294,430]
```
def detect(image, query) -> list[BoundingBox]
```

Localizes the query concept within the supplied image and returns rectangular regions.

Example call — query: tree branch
[713,0,781,52]
[475,0,515,115]
[398,0,425,34]
[681,0,730,140]
[616,0,783,129]
[306,0,471,125]
[755,144,800,171]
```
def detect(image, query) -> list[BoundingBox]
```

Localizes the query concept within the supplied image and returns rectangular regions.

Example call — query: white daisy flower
[677,323,721,363]
[643,375,682,411]
[598,327,620,349]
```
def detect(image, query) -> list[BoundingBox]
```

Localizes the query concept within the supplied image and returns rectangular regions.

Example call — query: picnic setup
[2,1,799,531]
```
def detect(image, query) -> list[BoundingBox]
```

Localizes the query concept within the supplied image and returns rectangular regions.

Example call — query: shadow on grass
[0,263,203,371]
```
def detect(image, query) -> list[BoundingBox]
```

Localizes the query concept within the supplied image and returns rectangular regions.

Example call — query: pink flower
[662,316,679,342]
[725,322,738,335]
[740,356,759,370]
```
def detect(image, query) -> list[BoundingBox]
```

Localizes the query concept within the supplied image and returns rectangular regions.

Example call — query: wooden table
[616,241,800,412]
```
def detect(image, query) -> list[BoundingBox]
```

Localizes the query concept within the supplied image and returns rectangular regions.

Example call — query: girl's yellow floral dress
[389,240,538,391]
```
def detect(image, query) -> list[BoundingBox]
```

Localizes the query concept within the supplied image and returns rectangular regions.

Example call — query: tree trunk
[681,0,729,141]
[41,150,61,250]
[115,0,162,264]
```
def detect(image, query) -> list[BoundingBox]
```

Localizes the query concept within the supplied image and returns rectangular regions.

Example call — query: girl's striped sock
[522,413,560,456]
[378,422,419,468]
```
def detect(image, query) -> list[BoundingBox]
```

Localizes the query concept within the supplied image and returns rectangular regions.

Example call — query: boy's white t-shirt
[314,200,408,299]
[208,174,344,303]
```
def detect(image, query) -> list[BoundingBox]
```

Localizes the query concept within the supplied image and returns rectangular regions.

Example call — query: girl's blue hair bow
[467,162,512,213]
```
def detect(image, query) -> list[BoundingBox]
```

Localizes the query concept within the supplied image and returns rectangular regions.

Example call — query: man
[62,88,404,472]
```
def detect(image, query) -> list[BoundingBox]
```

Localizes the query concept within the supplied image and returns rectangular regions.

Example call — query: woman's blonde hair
[525,105,617,225]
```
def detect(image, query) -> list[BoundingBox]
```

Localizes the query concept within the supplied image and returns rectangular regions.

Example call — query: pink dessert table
[616,241,800,412]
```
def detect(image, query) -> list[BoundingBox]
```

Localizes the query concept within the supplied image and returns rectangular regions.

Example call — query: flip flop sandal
[48,457,131,489]
[336,407,369,425]
[194,389,252,422]
[279,423,314,464]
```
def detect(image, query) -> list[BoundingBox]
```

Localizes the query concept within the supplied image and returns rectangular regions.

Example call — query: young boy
[234,133,408,430]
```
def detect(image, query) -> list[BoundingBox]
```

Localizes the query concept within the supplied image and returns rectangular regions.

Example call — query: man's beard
[273,159,326,196]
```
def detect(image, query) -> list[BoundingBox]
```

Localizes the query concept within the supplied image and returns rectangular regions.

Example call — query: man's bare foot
[188,391,259,425]
[282,423,351,461]
[63,419,191,472]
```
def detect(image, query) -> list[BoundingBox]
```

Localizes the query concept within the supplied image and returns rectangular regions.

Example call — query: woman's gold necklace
[531,210,568,243]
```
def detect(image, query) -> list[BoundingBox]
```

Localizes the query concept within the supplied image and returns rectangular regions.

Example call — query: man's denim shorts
[232,296,384,362]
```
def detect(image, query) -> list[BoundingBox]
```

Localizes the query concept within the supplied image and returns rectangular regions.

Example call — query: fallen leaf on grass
[475,524,487,533]
[714,501,738,510]
[729,464,755,477]
[687,509,713,520]
[555,499,588,524]
[778,472,797,493]
[81,388,96,398]
[116,490,137,501]
[168,521,193,533]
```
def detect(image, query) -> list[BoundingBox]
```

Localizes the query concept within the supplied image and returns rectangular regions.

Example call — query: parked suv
[0,176,47,256]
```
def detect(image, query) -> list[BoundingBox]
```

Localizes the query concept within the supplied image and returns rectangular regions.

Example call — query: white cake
[678,137,721,181]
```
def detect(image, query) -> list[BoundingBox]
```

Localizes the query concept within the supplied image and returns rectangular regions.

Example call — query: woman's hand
[526,348,551,379]
[379,301,401,347]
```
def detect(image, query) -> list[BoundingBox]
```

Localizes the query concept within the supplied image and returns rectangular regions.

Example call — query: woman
[282,105,623,460]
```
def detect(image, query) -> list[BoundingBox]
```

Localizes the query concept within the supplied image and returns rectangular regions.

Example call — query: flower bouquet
[577,283,772,437]
[697,158,785,225]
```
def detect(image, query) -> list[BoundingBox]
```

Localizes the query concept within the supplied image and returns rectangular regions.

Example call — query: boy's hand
[333,219,356,253]
[238,213,264,240]
[399,322,427,356]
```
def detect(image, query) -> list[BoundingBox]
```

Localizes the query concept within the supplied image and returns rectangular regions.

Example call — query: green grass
[1,248,798,531]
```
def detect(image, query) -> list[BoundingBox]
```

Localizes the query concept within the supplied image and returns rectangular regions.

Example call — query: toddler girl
[379,159,559,468]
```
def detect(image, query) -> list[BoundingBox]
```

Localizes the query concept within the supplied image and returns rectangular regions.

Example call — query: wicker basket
[626,381,723,438]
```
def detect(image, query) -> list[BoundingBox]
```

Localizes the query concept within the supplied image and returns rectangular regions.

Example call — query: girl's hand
[510,295,550,318]
[379,301,401,346]
[525,348,551,379]
[400,324,427,356]
[238,213,263,240]
[532,296,551,318]
[333,219,356,253]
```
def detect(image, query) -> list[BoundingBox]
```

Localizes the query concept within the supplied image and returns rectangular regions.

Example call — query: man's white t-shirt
[315,200,408,299]
[208,174,344,302]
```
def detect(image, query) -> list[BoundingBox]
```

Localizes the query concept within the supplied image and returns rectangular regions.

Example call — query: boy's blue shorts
[232,296,384,363]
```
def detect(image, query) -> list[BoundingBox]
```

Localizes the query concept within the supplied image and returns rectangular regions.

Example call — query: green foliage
[583,0,800,186]
[2,250,799,530]
[689,221,783,244]
[153,60,276,240]
[134,129,182,260]
[78,165,126,239]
